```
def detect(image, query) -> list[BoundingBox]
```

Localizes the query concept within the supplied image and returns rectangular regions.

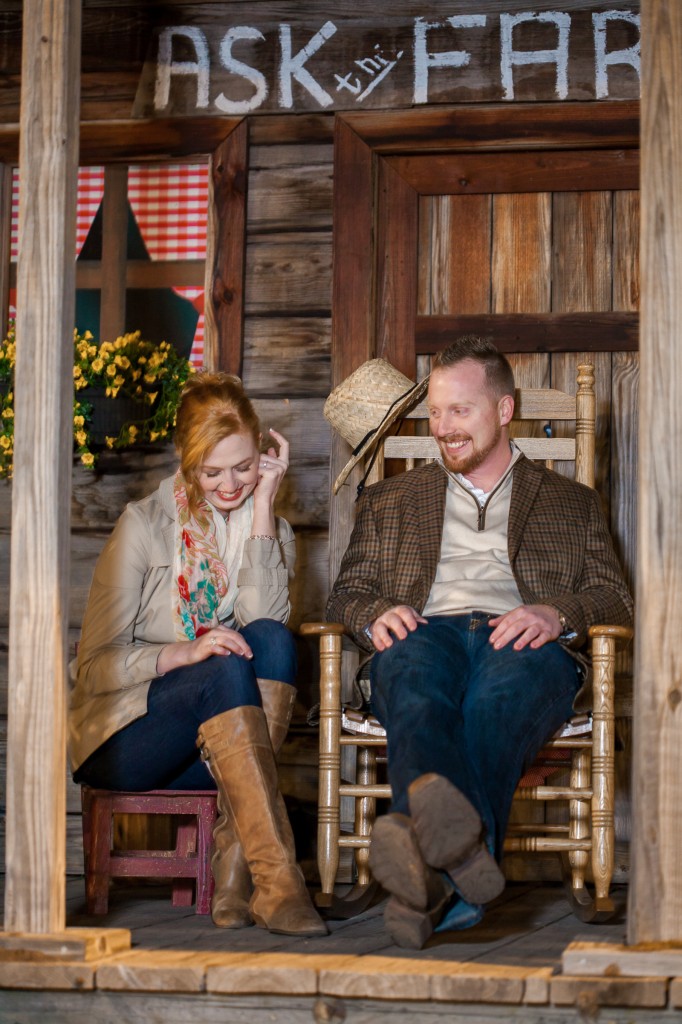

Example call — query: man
[326,336,633,949]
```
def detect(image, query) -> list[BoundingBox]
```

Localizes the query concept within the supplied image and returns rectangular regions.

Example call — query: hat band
[351,378,425,457]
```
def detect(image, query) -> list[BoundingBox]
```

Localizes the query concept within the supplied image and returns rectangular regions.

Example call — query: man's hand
[487,604,562,651]
[367,605,427,651]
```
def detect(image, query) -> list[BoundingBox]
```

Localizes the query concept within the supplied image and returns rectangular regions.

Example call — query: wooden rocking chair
[301,363,632,922]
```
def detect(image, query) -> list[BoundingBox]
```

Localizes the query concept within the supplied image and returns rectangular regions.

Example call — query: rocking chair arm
[300,622,349,637]
[588,624,634,642]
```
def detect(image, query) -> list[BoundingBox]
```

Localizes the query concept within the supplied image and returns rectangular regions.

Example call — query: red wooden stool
[81,787,218,915]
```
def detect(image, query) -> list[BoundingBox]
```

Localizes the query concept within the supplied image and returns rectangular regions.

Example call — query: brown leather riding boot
[198,704,327,937]
[210,681,297,928]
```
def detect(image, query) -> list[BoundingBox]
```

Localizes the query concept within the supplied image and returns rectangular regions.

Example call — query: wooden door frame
[330,99,640,575]
[0,116,248,373]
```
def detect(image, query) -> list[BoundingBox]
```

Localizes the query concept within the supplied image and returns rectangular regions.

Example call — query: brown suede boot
[210,680,297,929]
[197,704,327,937]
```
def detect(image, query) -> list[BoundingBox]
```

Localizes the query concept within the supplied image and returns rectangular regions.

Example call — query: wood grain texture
[390,149,639,196]
[629,0,682,944]
[0,164,12,331]
[248,163,333,233]
[429,194,491,314]
[99,165,128,343]
[204,118,247,374]
[375,156,419,376]
[416,312,639,352]
[4,0,81,935]
[493,192,551,435]
[246,233,332,315]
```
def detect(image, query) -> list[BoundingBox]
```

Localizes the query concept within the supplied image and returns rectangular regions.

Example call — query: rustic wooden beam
[99,166,128,343]
[389,149,639,196]
[204,118,247,374]
[5,0,81,934]
[329,116,375,586]
[416,313,639,353]
[74,260,205,290]
[375,157,419,376]
[343,100,640,154]
[629,0,682,944]
[0,164,12,331]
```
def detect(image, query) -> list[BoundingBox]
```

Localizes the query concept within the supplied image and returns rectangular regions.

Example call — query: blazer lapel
[508,455,542,564]
[419,463,448,591]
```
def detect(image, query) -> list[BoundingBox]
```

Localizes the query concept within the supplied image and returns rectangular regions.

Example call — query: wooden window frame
[0,116,248,373]
[332,99,640,385]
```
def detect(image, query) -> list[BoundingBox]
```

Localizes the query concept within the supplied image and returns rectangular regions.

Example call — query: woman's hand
[254,428,289,505]
[156,626,253,675]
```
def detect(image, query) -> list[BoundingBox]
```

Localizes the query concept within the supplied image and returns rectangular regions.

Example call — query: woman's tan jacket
[68,475,295,771]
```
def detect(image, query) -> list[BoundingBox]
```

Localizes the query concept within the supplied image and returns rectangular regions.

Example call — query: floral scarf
[172,470,246,641]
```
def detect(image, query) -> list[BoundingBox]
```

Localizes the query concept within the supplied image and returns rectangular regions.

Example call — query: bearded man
[326,335,633,948]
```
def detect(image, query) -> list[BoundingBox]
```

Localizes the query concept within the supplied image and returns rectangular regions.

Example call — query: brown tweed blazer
[327,455,633,709]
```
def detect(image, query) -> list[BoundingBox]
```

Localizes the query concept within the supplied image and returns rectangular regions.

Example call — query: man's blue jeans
[370,613,581,859]
[73,618,297,792]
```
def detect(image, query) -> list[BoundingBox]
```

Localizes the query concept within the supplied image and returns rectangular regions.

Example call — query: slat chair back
[366,363,595,488]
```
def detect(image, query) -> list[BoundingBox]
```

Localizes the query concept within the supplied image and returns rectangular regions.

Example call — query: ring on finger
[210,636,217,646]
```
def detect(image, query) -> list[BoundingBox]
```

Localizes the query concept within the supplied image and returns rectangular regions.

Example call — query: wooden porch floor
[3,878,682,1021]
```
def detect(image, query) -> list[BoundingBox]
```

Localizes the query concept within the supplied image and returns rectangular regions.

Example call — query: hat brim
[332,374,430,494]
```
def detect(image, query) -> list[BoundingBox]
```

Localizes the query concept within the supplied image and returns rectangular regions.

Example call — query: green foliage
[0,323,194,477]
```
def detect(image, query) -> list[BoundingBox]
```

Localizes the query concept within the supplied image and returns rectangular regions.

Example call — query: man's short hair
[432,335,515,400]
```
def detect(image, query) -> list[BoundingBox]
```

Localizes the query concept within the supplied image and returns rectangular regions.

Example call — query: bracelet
[249,534,276,541]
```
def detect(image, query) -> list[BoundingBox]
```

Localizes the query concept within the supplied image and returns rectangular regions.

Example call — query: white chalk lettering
[154,26,210,109]
[278,21,337,108]
[593,11,640,99]
[214,27,268,113]
[414,15,487,105]
[335,44,403,102]
[500,11,570,101]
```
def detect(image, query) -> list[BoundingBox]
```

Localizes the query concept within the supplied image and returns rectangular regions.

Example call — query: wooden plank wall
[0,117,337,874]
[0,124,640,877]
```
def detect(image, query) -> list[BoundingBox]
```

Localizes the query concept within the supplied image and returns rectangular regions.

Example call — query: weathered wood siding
[0,1,641,881]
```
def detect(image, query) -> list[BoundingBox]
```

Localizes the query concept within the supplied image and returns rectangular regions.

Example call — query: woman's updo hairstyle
[174,371,261,520]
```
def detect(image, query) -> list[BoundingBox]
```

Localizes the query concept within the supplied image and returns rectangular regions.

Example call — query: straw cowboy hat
[324,358,429,494]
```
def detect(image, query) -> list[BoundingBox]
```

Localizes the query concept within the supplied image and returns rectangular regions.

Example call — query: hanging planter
[0,323,194,477]
[78,387,155,446]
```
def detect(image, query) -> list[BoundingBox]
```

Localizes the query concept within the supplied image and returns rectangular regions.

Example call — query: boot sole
[252,912,328,937]
[383,891,450,950]
[408,774,505,905]
[368,813,438,911]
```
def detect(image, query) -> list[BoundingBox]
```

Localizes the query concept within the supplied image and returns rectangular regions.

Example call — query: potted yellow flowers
[0,322,194,477]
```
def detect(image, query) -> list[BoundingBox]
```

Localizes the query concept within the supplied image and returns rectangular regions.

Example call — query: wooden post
[4,0,81,933]
[99,164,128,344]
[628,0,682,943]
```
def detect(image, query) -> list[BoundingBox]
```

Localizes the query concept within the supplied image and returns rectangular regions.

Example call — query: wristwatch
[557,611,577,641]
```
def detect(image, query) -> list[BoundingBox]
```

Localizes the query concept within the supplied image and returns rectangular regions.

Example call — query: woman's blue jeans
[370,612,581,859]
[73,618,297,792]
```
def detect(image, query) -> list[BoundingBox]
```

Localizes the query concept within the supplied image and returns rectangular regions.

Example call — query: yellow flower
[80,452,95,467]
[114,375,124,387]
[2,408,14,419]
[146,391,158,405]
[75,378,87,390]
[144,373,156,384]
[73,415,85,427]
[149,430,159,442]
[106,364,117,378]
[128,424,138,438]
[114,355,131,370]
[75,430,87,446]
[92,357,104,373]
[73,366,82,379]
[0,435,10,449]
[105,436,116,449]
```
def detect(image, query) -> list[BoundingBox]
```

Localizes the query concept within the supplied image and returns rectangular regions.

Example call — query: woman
[69,371,326,937]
